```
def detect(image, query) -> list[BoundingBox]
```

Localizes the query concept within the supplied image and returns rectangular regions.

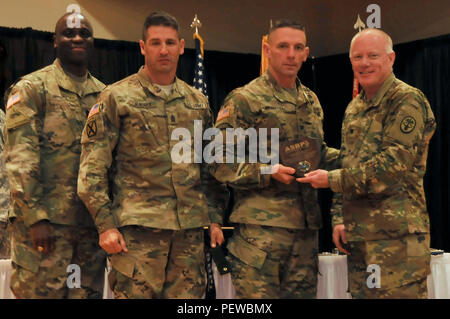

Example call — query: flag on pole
[193,33,208,98]
[192,27,215,297]
[260,34,269,75]
[352,14,366,98]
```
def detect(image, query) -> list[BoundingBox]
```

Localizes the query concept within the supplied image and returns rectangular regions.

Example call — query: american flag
[193,33,208,98]
[193,34,216,297]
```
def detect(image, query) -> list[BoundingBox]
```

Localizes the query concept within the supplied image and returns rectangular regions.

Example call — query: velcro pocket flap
[109,254,136,278]
[227,235,267,269]
[11,242,41,273]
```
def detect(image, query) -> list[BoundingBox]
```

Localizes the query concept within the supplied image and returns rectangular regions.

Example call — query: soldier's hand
[209,223,224,248]
[297,169,330,188]
[99,228,128,254]
[30,220,55,255]
[271,164,296,184]
[332,224,350,255]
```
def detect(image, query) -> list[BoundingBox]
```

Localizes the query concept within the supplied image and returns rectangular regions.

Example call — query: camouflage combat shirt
[77,67,226,234]
[0,109,10,223]
[329,73,436,241]
[4,59,105,227]
[210,71,339,230]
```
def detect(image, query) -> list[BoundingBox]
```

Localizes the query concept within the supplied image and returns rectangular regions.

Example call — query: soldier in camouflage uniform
[4,13,106,298]
[77,11,226,299]
[209,20,339,298]
[298,29,436,298]
[0,109,11,258]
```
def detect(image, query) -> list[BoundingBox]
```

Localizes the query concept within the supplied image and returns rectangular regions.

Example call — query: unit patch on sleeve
[400,116,416,134]
[86,120,98,137]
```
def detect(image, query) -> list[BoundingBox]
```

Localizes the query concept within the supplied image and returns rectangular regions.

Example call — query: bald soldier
[4,12,106,298]
[209,19,339,298]
[298,28,436,298]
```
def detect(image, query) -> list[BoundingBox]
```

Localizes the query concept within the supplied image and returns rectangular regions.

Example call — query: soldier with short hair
[4,12,106,298]
[209,19,339,298]
[77,11,226,299]
[298,28,436,298]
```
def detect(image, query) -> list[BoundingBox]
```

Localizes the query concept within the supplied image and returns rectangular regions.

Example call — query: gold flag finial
[353,14,366,32]
[190,14,202,35]
[352,14,365,99]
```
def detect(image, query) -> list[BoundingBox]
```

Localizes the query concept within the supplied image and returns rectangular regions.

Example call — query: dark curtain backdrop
[0,26,448,252]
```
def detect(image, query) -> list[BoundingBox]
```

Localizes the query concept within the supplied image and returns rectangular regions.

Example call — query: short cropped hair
[349,28,394,57]
[269,19,305,35]
[142,11,179,41]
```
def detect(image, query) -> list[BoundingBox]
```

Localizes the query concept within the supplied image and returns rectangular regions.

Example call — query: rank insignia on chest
[400,116,416,134]
[88,103,101,118]
[6,92,21,109]
[86,120,97,137]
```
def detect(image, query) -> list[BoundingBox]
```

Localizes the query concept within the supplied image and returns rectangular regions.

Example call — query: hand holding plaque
[277,137,321,191]
[296,160,312,178]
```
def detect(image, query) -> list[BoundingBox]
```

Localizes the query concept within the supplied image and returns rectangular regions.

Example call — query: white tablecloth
[213,253,450,299]
[0,259,13,299]
[2,254,449,299]
[212,254,353,299]
[427,253,450,299]
[316,254,352,299]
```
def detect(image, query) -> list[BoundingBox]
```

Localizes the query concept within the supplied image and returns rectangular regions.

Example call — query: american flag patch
[6,92,21,109]
[216,106,230,122]
[88,103,100,118]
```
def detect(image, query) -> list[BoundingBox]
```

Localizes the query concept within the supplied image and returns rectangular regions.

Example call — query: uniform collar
[52,58,103,96]
[360,72,396,107]
[137,66,184,101]
[264,70,308,105]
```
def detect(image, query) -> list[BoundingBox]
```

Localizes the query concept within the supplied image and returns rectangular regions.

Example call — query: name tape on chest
[6,92,21,109]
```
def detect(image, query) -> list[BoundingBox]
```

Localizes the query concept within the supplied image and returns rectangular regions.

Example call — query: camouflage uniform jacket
[4,59,105,227]
[0,109,10,223]
[210,71,339,230]
[77,67,226,234]
[329,73,436,241]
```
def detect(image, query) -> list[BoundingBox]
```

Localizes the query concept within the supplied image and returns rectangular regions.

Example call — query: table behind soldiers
[1,253,449,299]
[211,253,450,299]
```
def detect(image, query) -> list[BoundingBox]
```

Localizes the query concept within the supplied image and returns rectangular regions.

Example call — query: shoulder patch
[217,106,231,122]
[88,103,101,118]
[6,92,21,109]
[400,116,416,134]
[86,120,98,137]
